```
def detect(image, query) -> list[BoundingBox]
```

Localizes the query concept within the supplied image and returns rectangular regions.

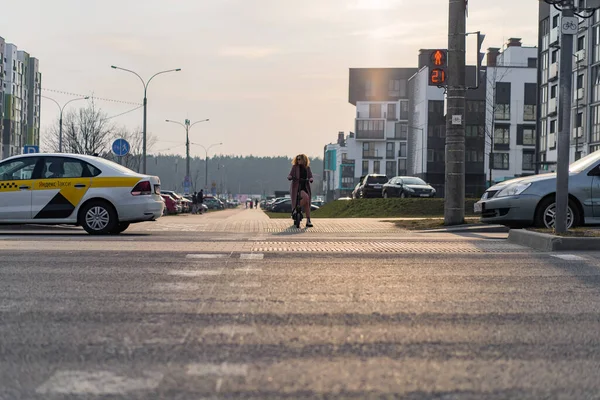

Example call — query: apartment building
[485,39,538,184]
[0,36,41,159]
[537,1,600,171]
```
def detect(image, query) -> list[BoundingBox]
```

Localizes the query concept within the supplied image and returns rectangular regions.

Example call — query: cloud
[218,46,280,59]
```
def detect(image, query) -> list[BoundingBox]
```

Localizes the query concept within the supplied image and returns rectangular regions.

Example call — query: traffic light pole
[555,1,575,233]
[444,0,467,226]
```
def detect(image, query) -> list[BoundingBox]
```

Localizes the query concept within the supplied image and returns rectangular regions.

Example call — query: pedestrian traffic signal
[428,49,447,87]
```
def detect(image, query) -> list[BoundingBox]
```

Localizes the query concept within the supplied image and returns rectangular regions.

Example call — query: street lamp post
[111,66,181,174]
[165,118,209,189]
[42,96,89,152]
[195,142,223,190]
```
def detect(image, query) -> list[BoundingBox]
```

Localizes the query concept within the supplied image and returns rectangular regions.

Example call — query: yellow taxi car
[0,153,164,234]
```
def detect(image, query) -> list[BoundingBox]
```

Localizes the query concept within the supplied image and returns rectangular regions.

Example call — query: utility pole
[555,0,575,233]
[444,0,467,225]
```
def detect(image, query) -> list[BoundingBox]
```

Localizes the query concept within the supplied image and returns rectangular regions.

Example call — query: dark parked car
[382,176,436,198]
[270,198,320,213]
[353,174,389,198]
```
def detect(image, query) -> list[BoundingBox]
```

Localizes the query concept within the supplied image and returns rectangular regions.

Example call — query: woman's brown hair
[292,154,310,166]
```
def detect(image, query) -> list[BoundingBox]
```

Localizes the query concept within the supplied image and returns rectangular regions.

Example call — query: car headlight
[496,182,532,197]
[431,188,436,193]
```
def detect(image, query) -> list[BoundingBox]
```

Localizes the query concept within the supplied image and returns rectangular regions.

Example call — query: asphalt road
[1,210,600,399]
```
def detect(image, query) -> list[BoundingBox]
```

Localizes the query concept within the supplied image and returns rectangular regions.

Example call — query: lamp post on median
[165,118,209,190]
[42,95,89,152]
[195,142,223,190]
[111,65,181,174]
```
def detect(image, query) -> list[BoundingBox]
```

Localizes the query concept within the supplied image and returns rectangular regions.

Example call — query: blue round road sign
[112,138,130,157]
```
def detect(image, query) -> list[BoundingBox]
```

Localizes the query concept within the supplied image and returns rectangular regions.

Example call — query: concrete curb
[416,224,509,234]
[508,229,600,251]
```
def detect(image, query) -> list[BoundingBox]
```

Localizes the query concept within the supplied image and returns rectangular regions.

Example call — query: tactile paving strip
[251,240,530,253]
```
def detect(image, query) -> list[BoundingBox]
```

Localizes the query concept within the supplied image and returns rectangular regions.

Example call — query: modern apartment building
[0,36,41,159]
[484,39,538,184]
[407,50,487,197]
[537,1,600,171]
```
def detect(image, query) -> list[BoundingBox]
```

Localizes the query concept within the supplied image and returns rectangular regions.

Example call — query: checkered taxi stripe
[0,182,19,191]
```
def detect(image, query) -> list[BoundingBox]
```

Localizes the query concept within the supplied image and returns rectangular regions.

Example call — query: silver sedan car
[475,150,600,229]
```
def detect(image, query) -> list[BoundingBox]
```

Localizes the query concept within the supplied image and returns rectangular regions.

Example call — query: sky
[2,0,539,159]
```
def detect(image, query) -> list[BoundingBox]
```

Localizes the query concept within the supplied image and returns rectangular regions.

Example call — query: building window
[549,119,557,148]
[386,161,396,177]
[551,85,557,99]
[495,104,510,120]
[362,160,369,175]
[466,150,484,162]
[524,104,536,121]
[522,151,535,171]
[395,123,408,140]
[527,57,537,68]
[398,142,407,158]
[369,104,382,118]
[493,153,509,170]
[387,103,396,120]
[398,159,407,176]
[466,125,484,137]
[592,105,600,143]
[578,35,585,51]
[386,142,395,158]
[494,126,510,145]
[577,74,584,89]
[523,127,536,146]
[373,160,381,174]
[429,100,444,114]
[551,49,558,63]
[552,14,559,28]
[399,100,409,120]
[427,149,434,162]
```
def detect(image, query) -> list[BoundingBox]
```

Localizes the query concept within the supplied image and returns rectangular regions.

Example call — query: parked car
[161,190,185,212]
[476,150,600,229]
[382,176,436,198]
[161,194,178,215]
[203,196,225,210]
[353,174,389,198]
[270,198,320,213]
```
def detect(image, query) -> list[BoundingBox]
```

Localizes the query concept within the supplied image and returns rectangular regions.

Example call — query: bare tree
[43,100,115,155]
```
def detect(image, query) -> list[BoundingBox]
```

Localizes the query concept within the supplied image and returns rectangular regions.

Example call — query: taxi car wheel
[79,200,118,235]
[110,222,130,235]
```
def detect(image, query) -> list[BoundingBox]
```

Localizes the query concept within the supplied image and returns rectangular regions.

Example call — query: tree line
[42,103,323,196]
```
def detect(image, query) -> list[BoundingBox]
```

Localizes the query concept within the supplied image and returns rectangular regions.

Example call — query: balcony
[356,118,386,140]
[362,150,383,159]
[548,98,557,115]
[356,130,385,140]
[548,63,558,81]
[550,27,559,45]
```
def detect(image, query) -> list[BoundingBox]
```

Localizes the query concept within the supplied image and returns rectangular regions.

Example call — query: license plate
[420,194,429,197]
[474,202,483,213]
[373,185,382,189]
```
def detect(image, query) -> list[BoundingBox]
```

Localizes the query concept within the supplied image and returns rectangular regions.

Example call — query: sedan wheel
[383,192,388,199]
[80,201,117,235]
[535,197,578,229]
[400,192,406,199]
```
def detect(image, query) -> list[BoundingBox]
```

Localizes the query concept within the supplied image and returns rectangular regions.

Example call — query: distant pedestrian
[254,199,258,209]
[192,192,198,214]
[198,190,204,214]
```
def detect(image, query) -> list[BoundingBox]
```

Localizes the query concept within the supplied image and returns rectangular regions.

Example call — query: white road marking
[240,253,264,260]
[234,267,263,273]
[551,254,587,261]
[186,254,230,259]
[153,283,212,290]
[168,269,223,276]
[186,363,248,377]
[229,282,262,288]
[36,370,163,395]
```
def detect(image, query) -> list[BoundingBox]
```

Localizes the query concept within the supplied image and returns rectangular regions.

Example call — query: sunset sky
[3,0,539,159]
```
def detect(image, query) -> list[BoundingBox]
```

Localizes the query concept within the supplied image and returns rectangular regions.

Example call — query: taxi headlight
[496,182,532,198]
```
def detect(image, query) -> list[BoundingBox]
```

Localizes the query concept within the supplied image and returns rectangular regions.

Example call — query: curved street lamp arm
[165,119,186,129]
[146,68,182,95]
[41,96,61,111]
[111,66,145,90]
[62,96,90,113]
[190,119,210,129]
